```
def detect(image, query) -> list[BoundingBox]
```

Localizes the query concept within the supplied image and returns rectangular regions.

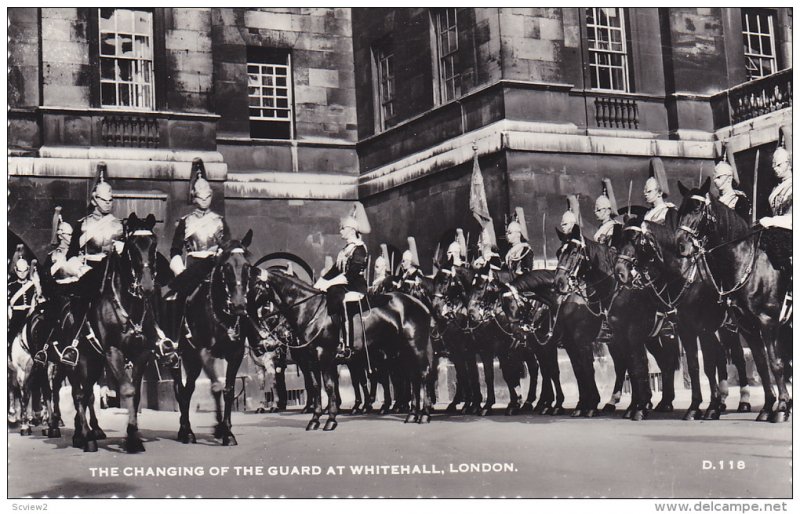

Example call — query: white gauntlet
[170,255,186,276]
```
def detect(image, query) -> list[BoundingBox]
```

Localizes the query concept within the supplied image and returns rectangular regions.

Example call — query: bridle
[555,238,589,294]
[433,267,470,328]
[109,229,158,338]
[500,282,554,345]
[677,194,715,254]
[209,247,250,335]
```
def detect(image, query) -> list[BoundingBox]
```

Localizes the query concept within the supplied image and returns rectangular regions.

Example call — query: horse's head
[215,229,253,317]
[432,265,469,321]
[676,178,713,257]
[467,271,494,325]
[554,225,589,295]
[122,213,158,295]
[615,217,647,286]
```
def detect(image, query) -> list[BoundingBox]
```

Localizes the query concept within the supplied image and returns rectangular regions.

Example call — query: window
[585,8,630,92]
[435,8,461,103]
[373,42,396,130]
[742,9,778,80]
[248,48,293,140]
[98,8,155,110]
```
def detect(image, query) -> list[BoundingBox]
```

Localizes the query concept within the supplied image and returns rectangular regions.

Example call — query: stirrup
[336,344,353,360]
[33,349,48,366]
[780,294,792,324]
[60,346,79,368]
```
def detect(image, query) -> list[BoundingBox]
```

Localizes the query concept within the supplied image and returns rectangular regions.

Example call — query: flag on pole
[469,145,497,248]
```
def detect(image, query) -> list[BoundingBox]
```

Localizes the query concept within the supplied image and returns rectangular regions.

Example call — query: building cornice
[225,172,357,200]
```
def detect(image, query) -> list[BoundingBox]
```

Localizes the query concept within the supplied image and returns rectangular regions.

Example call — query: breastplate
[184,211,224,253]
[82,214,123,255]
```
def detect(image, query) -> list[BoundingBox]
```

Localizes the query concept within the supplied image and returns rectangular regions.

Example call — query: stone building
[8,7,793,274]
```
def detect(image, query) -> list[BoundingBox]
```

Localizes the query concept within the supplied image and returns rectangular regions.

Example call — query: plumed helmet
[644,176,661,194]
[405,237,420,267]
[91,162,111,196]
[561,209,577,229]
[773,146,789,166]
[340,202,371,234]
[595,195,612,211]
[14,258,30,275]
[648,157,669,197]
[447,240,462,256]
[189,158,212,204]
[506,206,529,241]
[714,161,734,179]
[600,178,619,215]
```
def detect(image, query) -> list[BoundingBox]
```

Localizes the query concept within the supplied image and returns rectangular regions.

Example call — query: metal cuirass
[81,213,123,256]
[184,210,225,253]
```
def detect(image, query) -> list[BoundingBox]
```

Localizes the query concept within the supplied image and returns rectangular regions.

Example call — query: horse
[554,227,681,420]
[255,268,434,429]
[468,268,565,415]
[431,265,487,414]
[676,179,791,422]
[8,303,51,435]
[615,216,745,420]
[44,213,165,452]
[170,230,258,445]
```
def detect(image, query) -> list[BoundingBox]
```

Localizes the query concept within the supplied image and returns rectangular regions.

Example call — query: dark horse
[468,268,565,415]
[431,265,488,414]
[46,213,164,452]
[554,228,680,420]
[256,268,434,429]
[676,179,790,422]
[615,216,748,420]
[171,231,256,445]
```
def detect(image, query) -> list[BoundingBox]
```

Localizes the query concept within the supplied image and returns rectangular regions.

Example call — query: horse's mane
[584,237,617,277]
[511,269,556,305]
[643,219,677,255]
[709,194,751,242]
[268,268,319,295]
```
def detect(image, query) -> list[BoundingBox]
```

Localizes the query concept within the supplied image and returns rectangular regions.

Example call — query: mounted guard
[758,128,792,321]
[398,237,424,294]
[314,201,370,359]
[8,247,38,351]
[594,178,622,245]
[713,144,751,221]
[166,158,230,340]
[643,158,676,224]
[501,207,533,277]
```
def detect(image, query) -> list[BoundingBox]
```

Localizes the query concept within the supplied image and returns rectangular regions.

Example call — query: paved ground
[7,389,792,499]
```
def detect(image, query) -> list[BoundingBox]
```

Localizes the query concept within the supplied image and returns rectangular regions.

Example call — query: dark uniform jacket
[323,240,368,295]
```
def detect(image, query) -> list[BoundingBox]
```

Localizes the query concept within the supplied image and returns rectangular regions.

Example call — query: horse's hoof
[364,404,374,414]
[379,405,391,415]
[20,427,31,436]
[583,408,598,418]
[480,406,493,417]
[550,406,565,416]
[571,409,583,418]
[418,413,431,424]
[46,427,61,438]
[533,403,547,414]
[94,429,107,440]
[704,408,720,421]
[654,402,674,413]
[504,405,519,416]
[269,406,285,413]
[223,434,239,446]
[323,419,338,431]
[84,440,98,453]
[737,402,752,413]
[72,436,84,449]
[631,410,647,421]
[306,420,320,431]
[602,404,617,414]
[445,403,459,414]
[177,427,196,444]
[520,402,534,413]
[683,409,699,421]
[214,424,228,439]
[623,408,634,420]
[404,413,417,424]
[756,409,771,422]
[126,437,145,453]
[718,403,727,414]
[769,411,788,423]
[255,407,267,414]
[350,406,363,416]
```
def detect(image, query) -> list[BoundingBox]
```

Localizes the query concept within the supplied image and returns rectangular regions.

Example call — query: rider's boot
[333,312,351,360]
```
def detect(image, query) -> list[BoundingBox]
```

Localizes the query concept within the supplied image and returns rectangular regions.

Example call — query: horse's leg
[462,347,482,415]
[603,340,626,414]
[646,332,676,413]
[45,365,64,438]
[126,352,150,452]
[699,332,723,420]
[17,367,31,436]
[70,361,94,451]
[498,351,522,416]
[304,350,323,430]
[563,339,586,417]
[86,360,106,440]
[479,347,497,416]
[740,327,776,421]
[627,329,652,421]
[172,349,203,443]
[196,348,225,439]
[219,348,244,446]
[761,324,790,423]
[578,334,601,417]
[348,362,364,415]
[721,327,751,412]
[320,348,339,431]
[521,347,540,412]
[446,348,467,413]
